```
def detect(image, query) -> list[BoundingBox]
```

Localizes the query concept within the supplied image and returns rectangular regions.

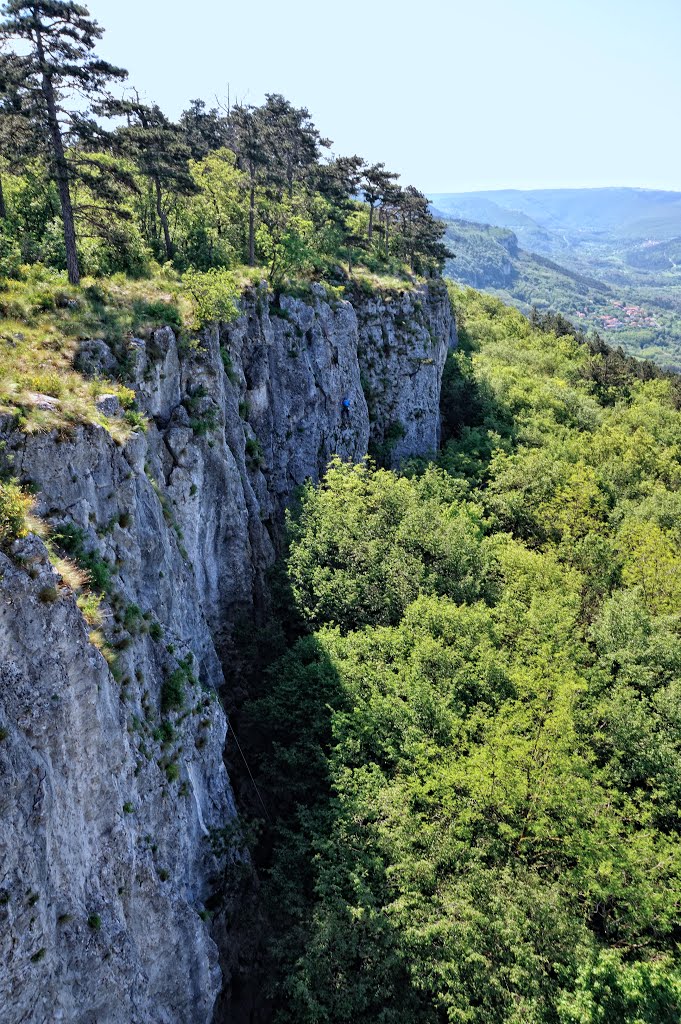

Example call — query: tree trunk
[0,172,6,220]
[368,203,374,243]
[147,179,157,244]
[36,31,80,285]
[248,172,256,266]
[154,176,173,261]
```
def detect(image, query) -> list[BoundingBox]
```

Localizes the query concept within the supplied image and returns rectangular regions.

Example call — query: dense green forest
[239,286,681,1022]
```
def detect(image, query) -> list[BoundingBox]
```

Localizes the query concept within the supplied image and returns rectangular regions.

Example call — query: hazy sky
[90,0,680,194]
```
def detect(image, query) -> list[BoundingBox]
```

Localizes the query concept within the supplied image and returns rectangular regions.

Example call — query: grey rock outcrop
[0,538,231,1024]
[354,280,454,462]
[0,280,455,1023]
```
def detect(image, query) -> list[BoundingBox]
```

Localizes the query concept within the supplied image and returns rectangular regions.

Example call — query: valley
[433,188,681,368]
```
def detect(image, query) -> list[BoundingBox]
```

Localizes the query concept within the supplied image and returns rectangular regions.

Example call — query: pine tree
[0,0,127,284]
[258,94,329,199]
[314,155,366,272]
[111,97,197,263]
[361,162,399,244]
[0,52,41,219]
[378,180,403,257]
[315,154,365,210]
[395,185,450,274]
[179,99,231,161]
[230,102,270,267]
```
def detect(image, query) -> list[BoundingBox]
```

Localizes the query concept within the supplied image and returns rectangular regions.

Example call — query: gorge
[0,280,455,1022]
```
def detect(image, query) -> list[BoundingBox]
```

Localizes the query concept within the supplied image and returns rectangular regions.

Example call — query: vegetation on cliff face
[243,285,681,1023]
[0,478,31,547]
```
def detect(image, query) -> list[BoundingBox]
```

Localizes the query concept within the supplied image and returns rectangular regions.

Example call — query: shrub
[161,669,186,712]
[51,523,112,593]
[0,482,31,549]
[0,229,22,278]
[245,436,263,465]
[184,268,240,329]
[20,372,64,397]
[77,591,103,627]
[149,621,163,642]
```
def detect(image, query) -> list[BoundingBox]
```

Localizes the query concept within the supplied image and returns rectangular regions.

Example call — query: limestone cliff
[0,281,455,1023]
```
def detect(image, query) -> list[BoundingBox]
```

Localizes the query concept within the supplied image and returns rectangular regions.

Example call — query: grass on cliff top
[347,266,421,296]
[0,261,430,440]
[0,264,189,440]
[232,266,421,303]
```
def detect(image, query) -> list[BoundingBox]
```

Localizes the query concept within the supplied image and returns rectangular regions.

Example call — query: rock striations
[0,280,455,1023]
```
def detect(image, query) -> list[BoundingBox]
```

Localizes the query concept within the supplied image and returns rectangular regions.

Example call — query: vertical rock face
[353,279,455,464]
[0,282,455,1023]
[0,539,231,1024]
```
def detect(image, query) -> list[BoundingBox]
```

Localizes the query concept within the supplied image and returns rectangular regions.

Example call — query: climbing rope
[227,717,272,824]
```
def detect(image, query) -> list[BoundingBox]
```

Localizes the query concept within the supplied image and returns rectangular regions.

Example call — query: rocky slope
[0,280,455,1023]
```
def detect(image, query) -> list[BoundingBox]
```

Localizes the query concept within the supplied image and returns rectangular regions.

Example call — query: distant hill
[431,187,681,248]
[625,237,681,271]
[443,220,609,299]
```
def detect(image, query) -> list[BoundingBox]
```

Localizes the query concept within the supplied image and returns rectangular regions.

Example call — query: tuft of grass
[349,266,418,296]
[78,591,104,628]
[88,628,107,651]
[51,523,112,594]
[87,913,102,931]
[52,555,88,592]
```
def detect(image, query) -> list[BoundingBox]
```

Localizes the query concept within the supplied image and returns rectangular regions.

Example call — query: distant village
[575,300,659,332]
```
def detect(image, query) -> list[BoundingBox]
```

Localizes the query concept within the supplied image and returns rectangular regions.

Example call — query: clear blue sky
[90,0,680,194]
